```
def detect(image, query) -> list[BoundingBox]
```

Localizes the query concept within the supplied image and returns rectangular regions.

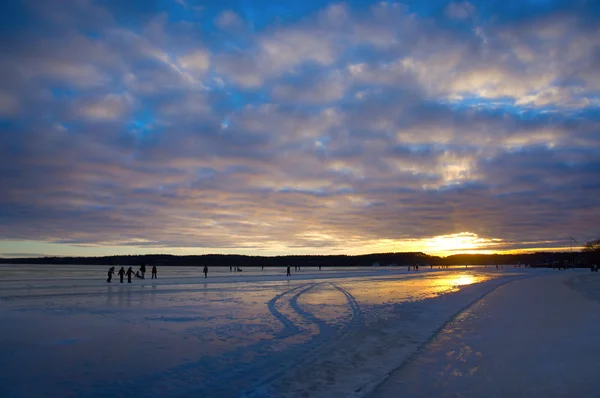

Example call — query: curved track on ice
[84,280,364,398]
[244,282,364,396]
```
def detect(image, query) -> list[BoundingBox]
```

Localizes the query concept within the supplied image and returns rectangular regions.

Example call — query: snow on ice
[2,265,586,398]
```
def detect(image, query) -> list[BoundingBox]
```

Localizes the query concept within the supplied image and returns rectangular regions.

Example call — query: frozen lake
[0,264,535,397]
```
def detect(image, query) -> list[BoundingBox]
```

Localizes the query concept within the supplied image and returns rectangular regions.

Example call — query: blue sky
[0,0,599,257]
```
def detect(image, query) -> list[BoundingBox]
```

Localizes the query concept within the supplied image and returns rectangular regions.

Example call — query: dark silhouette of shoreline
[0,251,589,268]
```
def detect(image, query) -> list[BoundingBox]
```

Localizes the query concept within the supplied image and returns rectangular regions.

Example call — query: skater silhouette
[287,265,291,276]
[118,267,125,283]
[151,265,157,279]
[107,267,115,283]
[203,265,208,279]
[140,264,146,279]
[126,267,134,283]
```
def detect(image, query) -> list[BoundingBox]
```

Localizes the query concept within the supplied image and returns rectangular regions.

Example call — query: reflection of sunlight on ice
[346,272,490,305]
[427,273,488,295]
[297,284,353,329]
[452,274,476,286]
[300,286,347,306]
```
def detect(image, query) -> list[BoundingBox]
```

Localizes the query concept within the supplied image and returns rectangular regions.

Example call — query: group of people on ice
[106,263,330,282]
[107,264,158,283]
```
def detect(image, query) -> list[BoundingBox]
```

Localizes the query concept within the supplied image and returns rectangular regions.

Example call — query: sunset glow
[422,233,503,256]
[1,0,599,258]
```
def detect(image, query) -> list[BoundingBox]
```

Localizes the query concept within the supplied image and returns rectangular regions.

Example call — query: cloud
[215,10,243,29]
[271,69,347,103]
[0,253,50,258]
[0,0,599,256]
[215,4,350,88]
[178,50,210,74]
[75,92,134,121]
[0,92,19,116]
[445,1,476,19]
[174,0,188,8]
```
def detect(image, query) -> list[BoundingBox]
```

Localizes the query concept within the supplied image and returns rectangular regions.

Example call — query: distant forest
[0,251,591,268]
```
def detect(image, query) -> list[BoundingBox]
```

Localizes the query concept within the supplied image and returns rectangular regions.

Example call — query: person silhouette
[203,265,208,279]
[118,266,125,283]
[140,264,146,279]
[287,266,291,276]
[151,265,157,279]
[126,267,134,283]
[107,267,115,283]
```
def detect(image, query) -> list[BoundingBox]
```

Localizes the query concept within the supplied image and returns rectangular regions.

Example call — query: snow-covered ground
[371,271,600,398]
[0,264,553,398]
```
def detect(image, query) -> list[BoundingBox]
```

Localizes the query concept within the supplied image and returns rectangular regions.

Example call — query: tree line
[1,249,598,268]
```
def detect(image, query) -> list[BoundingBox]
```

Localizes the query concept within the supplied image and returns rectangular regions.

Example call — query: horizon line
[0,247,585,260]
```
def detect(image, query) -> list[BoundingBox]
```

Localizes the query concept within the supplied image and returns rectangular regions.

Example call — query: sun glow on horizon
[420,232,504,256]
[0,234,582,259]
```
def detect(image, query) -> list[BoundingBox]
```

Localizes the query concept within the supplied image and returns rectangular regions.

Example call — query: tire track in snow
[267,283,316,338]
[330,282,364,331]
[95,282,364,398]
[90,283,323,398]
[289,283,332,336]
[242,282,331,394]
[243,283,364,397]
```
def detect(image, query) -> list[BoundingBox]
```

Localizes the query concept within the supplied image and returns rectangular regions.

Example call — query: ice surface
[371,271,600,398]
[0,265,540,398]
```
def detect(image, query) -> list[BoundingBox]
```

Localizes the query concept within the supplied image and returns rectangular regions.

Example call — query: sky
[0,0,599,258]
